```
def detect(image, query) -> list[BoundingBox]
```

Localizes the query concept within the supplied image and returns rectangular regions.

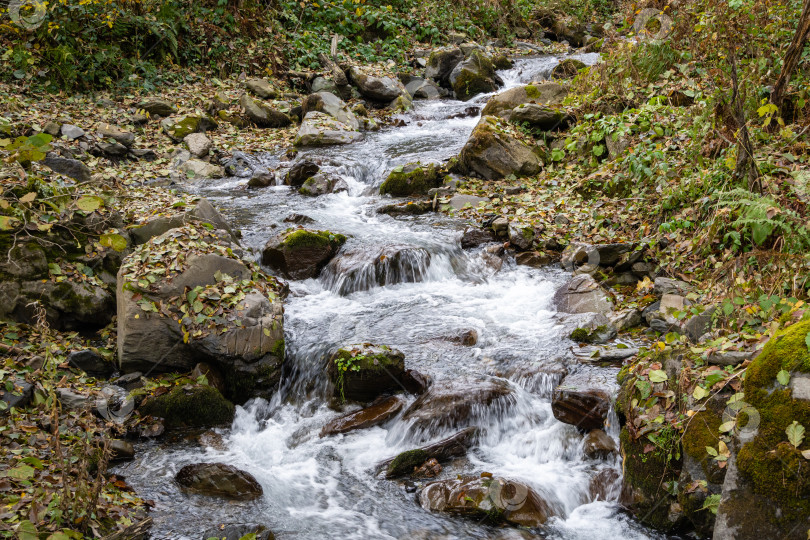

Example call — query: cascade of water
[113,53,663,540]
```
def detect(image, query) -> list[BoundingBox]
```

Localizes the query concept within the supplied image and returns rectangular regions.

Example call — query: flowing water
[115,54,665,540]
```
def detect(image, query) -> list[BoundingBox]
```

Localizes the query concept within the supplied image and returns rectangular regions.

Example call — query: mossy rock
[379,163,441,196]
[734,320,810,524]
[682,406,727,485]
[139,385,234,428]
[619,427,683,531]
[387,449,428,477]
[327,343,406,402]
[262,228,347,280]
[161,115,218,142]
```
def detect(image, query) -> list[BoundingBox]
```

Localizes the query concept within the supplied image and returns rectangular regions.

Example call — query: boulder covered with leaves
[480,82,569,119]
[294,112,364,147]
[117,225,285,401]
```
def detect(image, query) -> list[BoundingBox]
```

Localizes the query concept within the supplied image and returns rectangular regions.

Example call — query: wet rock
[412,458,442,478]
[320,395,405,436]
[589,468,621,501]
[283,213,315,225]
[481,82,568,119]
[302,92,359,130]
[201,524,275,540]
[491,217,509,237]
[654,277,693,297]
[515,251,553,268]
[245,78,278,99]
[66,349,114,377]
[552,58,587,79]
[401,369,431,395]
[553,274,614,316]
[460,227,496,249]
[176,463,263,500]
[508,223,534,251]
[401,377,514,437]
[551,385,610,431]
[139,385,234,428]
[583,429,618,459]
[349,67,407,102]
[327,344,406,402]
[294,112,363,147]
[509,104,571,131]
[261,228,346,280]
[377,200,432,216]
[380,162,441,197]
[449,50,501,101]
[39,153,90,183]
[110,439,135,461]
[97,123,134,147]
[322,245,431,295]
[382,427,478,477]
[419,475,553,527]
[299,173,348,196]
[425,47,464,86]
[285,159,320,187]
[240,94,291,128]
[247,171,275,188]
[198,430,227,451]
[184,133,212,158]
[458,116,541,180]
[138,99,176,117]
[0,379,33,413]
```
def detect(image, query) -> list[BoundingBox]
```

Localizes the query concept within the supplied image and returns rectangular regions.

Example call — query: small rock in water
[582,429,618,459]
[175,462,263,500]
[198,430,227,451]
[201,523,275,540]
[283,213,315,225]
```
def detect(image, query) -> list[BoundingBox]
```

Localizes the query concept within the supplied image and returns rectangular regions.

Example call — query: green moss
[682,408,726,485]
[387,448,427,477]
[281,229,346,250]
[620,427,682,531]
[524,84,541,100]
[569,325,608,343]
[379,163,440,196]
[298,177,319,196]
[138,385,234,428]
[735,322,810,522]
[271,339,285,358]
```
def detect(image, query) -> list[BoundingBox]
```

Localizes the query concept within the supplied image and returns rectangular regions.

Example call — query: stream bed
[114,54,667,540]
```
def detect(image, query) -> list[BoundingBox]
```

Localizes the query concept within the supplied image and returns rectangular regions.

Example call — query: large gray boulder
[127,197,236,245]
[458,116,542,180]
[302,92,359,130]
[245,78,278,99]
[509,104,571,131]
[448,50,501,101]
[117,225,285,401]
[294,112,363,147]
[553,274,614,315]
[349,67,407,102]
[425,47,464,86]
